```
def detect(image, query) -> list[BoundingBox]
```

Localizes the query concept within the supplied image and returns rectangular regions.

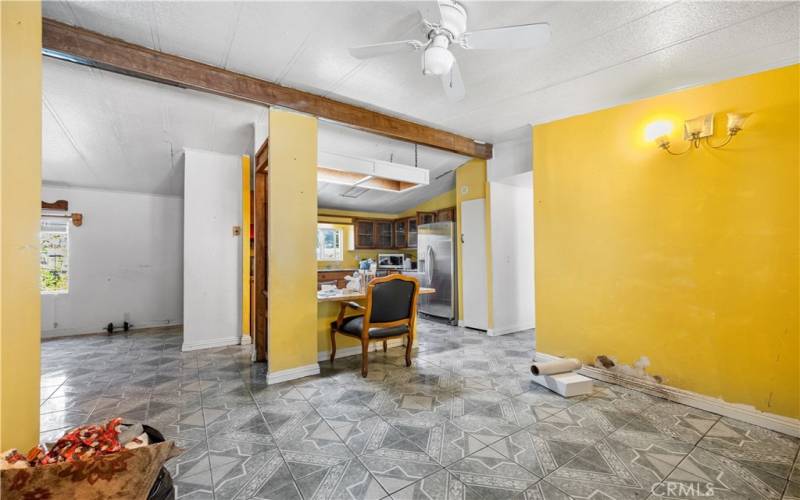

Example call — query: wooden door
[355,219,375,248]
[394,219,407,249]
[254,140,268,362]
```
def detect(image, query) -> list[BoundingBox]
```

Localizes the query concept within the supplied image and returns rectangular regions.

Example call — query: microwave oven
[377,253,405,269]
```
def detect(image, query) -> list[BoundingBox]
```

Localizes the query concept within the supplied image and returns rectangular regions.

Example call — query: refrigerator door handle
[425,246,435,285]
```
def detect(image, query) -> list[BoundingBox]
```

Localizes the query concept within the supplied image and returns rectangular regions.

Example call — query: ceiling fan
[348,1,550,101]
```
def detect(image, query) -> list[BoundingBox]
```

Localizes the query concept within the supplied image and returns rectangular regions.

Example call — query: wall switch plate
[232,226,242,236]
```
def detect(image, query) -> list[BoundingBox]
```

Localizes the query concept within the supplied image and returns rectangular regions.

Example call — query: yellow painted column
[0,1,42,450]
[241,155,251,343]
[266,109,319,381]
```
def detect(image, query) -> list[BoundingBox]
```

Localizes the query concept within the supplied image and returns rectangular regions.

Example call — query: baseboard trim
[43,322,183,340]
[487,323,535,337]
[267,363,320,385]
[181,336,241,352]
[535,352,800,438]
[317,338,405,362]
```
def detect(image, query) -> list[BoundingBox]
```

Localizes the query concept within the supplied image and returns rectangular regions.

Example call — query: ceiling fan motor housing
[422,2,467,76]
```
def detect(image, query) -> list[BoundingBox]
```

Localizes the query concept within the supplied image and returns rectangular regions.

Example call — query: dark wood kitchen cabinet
[417,211,436,225]
[394,219,407,249]
[436,207,455,222]
[407,218,418,248]
[355,219,375,249]
[376,220,394,248]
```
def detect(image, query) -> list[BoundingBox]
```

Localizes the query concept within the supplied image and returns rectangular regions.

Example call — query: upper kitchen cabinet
[394,219,407,249]
[436,207,455,222]
[355,219,375,249]
[417,211,436,225]
[376,220,394,248]
[407,218,418,248]
[354,219,395,249]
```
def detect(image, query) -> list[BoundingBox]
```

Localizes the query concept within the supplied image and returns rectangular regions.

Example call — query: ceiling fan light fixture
[422,35,453,76]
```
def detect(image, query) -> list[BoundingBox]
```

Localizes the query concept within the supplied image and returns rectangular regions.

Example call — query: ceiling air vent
[340,186,369,198]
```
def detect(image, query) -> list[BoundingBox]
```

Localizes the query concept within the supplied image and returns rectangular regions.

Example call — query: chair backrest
[366,274,419,325]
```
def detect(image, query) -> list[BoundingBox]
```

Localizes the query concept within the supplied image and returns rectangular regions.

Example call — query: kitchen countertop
[318,287,435,303]
[317,268,359,273]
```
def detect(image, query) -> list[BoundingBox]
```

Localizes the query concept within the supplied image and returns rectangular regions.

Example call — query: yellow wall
[267,109,319,374]
[455,159,492,324]
[398,189,457,218]
[534,65,799,418]
[0,1,42,449]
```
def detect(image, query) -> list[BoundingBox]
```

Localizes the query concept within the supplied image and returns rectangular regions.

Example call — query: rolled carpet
[531,358,582,376]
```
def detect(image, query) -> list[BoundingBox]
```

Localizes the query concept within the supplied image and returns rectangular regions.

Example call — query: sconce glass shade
[645,120,673,146]
[684,116,705,137]
[727,113,749,133]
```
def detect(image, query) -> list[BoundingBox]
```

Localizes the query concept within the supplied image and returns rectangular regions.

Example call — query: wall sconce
[645,112,750,155]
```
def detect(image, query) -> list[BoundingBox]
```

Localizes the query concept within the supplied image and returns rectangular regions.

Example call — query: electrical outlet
[233,225,242,236]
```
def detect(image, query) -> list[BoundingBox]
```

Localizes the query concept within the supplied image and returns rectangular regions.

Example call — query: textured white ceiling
[43,1,800,144]
[43,57,465,209]
[42,57,267,196]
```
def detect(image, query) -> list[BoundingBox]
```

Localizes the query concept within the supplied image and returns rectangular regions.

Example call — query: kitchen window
[317,226,344,261]
[40,218,69,294]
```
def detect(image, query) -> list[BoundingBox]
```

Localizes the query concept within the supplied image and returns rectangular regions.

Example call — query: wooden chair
[330,274,420,377]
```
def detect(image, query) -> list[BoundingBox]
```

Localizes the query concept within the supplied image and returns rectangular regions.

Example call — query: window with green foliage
[317,226,343,261]
[40,218,69,294]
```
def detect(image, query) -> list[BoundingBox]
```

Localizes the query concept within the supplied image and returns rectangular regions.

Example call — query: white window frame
[316,225,344,262]
[40,218,70,295]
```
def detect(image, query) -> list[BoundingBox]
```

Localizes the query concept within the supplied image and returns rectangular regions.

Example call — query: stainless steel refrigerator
[413,221,457,323]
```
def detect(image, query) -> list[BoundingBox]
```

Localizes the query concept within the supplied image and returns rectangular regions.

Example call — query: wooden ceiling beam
[42,19,493,159]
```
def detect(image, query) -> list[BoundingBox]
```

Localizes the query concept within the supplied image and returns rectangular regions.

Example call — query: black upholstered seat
[330,316,410,339]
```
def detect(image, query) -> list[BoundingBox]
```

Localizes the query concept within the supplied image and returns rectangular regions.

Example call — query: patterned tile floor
[40,319,800,499]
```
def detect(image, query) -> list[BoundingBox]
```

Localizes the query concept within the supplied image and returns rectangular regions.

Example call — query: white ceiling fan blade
[441,59,465,102]
[418,0,444,27]
[349,40,425,59]
[459,23,550,50]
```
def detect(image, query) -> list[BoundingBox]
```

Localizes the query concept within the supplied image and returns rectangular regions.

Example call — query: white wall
[183,149,242,351]
[489,172,535,336]
[487,131,532,183]
[40,186,183,337]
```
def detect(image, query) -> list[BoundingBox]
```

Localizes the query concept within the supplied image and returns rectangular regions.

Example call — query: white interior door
[461,198,489,331]
[183,149,242,351]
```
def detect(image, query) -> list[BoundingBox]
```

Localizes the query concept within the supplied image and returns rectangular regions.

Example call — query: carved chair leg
[330,327,337,364]
[361,340,369,378]
[382,340,387,352]
[405,334,412,367]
